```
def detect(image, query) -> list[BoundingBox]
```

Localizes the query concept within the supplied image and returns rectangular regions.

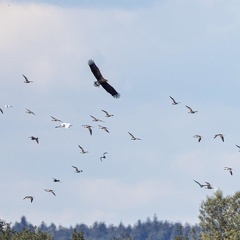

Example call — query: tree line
[1,190,240,240]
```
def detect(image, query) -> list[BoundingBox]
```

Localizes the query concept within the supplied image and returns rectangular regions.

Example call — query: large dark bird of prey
[88,59,120,98]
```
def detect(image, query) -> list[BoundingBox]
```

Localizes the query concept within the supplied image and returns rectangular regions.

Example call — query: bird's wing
[88,59,103,81]
[22,74,28,81]
[186,105,192,111]
[101,81,120,98]
[169,96,176,103]
[78,145,83,151]
[128,132,134,138]
[194,180,202,187]
[102,110,108,114]
[89,128,92,135]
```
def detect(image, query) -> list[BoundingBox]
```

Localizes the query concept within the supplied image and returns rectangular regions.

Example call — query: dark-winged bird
[72,166,83,173]
[186,105,198,114]
[100,152,108,161]
[44,189,56,196]
[88,59,120,98]
[53,178,61,183]
[23,196,33,203]
[193,135,202,142]
[29,136,39,144]
[25,108,35,115]
[22,74,33,83]
[128,132,141,140]
[169,96,181,105]
[224,167,233,175]
[214,133,224,142]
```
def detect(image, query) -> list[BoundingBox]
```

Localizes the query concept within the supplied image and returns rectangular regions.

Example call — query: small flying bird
[90,115,104,122]
[186,105,198,114]
[25,108,35,115]
[55,122,72,129]
[98,125,109,133]
[82,125,93,135]
[224,167,233,176]
[205,182,214,189]
[4,105,13,108]
[29,136,39,144]
[23,196,33,203]
[193,180,207,188]
[88,59,120,98]
[236,145,240,151]
[53,178,61,183]
[214,133,224,142]
[193,135,202,142]
[128,132,141,140]
[72,166,83,173]
[0,108,3,114]
[100,152,108,161]
[22,74,33,83]
[102,109,114,117]
[169,96,181,105]
[44,189,56,196]
[78,145,89,154]
[51,116,62,122]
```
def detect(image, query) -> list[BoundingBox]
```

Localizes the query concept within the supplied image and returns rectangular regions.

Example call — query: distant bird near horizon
[100,152,108,161]
[169,96,181,105]
[224,167,233,175]
[23,196,33,203]
[90,115,104,122]
[128,132,141,140]
[0,108,3,114]
[214,133,224,142]
[82,125,93,135]
[53,178,61,183]
[88,59,120,98]
[22,74,33,83]
[44,189,56,196]
[102,109,114,117]
[72,166,83,173]
[193,135,202,142]
[55,122,72,129]
[51,116,62,122]
[25,108,35,115]
[186,105,198,114]
[78,145,89,154]
[98,125,109,133]
[29,136,39,144]
[193,180,207,188]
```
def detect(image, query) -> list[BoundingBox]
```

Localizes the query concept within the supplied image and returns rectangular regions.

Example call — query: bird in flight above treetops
[88,59,120,98]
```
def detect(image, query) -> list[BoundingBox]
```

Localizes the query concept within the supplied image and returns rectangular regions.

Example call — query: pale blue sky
[1,0,240,228]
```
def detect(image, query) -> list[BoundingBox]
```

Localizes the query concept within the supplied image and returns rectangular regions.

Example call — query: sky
[1,0,240,228]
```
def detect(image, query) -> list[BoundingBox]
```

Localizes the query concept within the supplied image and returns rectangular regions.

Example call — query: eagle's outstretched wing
[88,59,103,81]
[101,81,120,98]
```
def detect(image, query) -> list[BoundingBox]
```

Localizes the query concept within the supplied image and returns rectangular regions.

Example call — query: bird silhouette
[22,74,33,83]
